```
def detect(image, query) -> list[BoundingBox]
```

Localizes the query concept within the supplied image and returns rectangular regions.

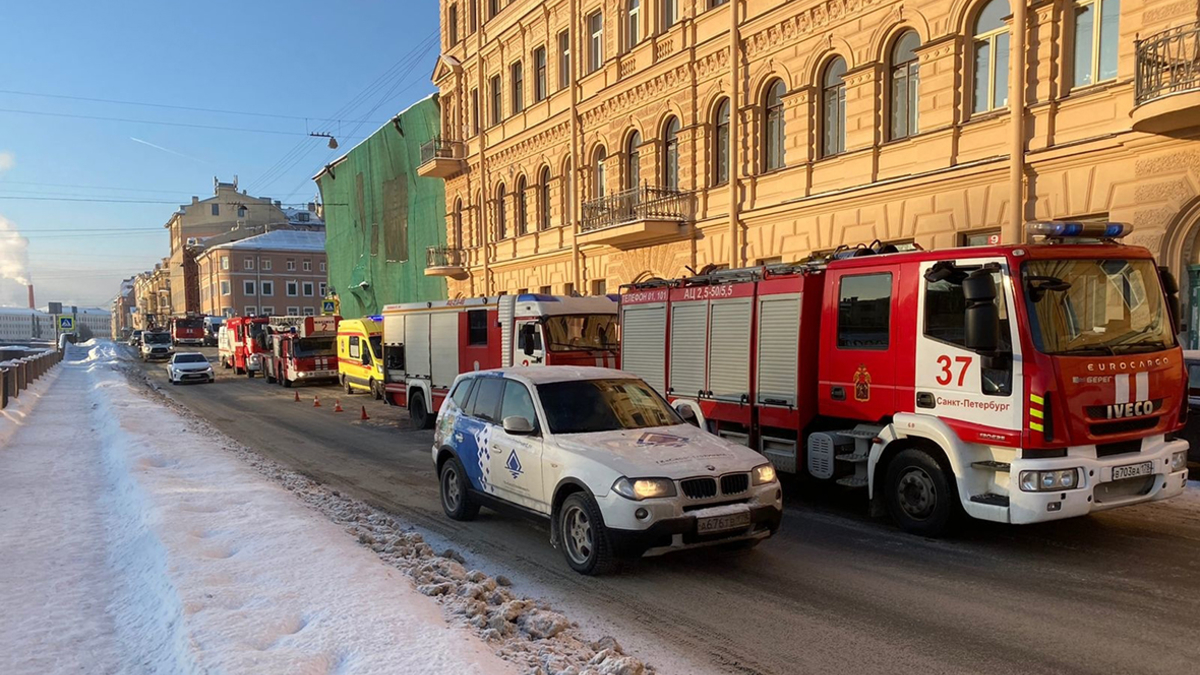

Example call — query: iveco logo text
[1106,400,1154,419]
[1087,357,1170,372]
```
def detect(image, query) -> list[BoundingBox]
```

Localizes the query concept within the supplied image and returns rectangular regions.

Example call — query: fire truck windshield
[174,319,203,329]
[537,378,683,434]
[294,337,335,358]
[1023,258,1175,356]
[543,314,618,352]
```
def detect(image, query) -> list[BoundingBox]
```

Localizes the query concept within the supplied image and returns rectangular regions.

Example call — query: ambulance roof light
[1025,221,1132,240]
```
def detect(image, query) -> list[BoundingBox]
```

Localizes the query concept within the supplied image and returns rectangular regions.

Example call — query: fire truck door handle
[916,392,936,409]
[830,386,846,401]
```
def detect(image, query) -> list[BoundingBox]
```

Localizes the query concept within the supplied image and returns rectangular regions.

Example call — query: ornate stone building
[424,0,1200,312]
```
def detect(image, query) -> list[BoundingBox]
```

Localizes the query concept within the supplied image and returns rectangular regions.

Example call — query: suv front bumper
[607,503,782,557]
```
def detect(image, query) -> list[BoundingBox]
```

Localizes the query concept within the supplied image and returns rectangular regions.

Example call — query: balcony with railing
[424,245,468,279]
[1133,22,1200,134]
[417,136,466,178]
[578,186,694,247]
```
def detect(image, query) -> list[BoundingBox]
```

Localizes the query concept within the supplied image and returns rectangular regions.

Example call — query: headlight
[752,463,777,485]
[612,477,677,500]
[1019,468,1081,492]
[1171,451,1187,472]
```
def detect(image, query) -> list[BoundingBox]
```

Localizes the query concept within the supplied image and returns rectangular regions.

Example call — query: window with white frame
[220,280,230,296]
[261,306,274,315]
[245,306,256,315]
[287,306,300,316]
[972,0,1010,114]
[303,260,311,271]
[303,282,314,296]
[319,261,326,272]
[286,259,296,271]
[261,280,274,296]
[244,281,256,296]
[262,259,272,271]
[1071,0,1119,88]
[890,31,921,140]
[221,256,229,270]
[822,58,847,157]
[244,258,254,270]
[287,281,298,296]
[302,307,315,316]
[588,11,603,73]
[318,282,327,296]
[627,0,640,50]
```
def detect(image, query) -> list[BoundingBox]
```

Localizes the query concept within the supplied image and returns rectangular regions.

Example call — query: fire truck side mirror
[1159,267,1183,333]
[520,324,536,356]
[963,269,999,353]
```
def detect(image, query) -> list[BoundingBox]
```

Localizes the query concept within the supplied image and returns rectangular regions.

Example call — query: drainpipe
[569,0,581,292]
[1007,0,1028,244]
[477,12,490,295]
[728,0,741,268]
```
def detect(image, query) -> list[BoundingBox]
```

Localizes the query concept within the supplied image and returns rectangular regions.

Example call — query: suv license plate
[696,511,752,534]
[1112,461,1153,481]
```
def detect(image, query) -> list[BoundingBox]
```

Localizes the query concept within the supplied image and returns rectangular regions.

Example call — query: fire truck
[380,293,618,428]
[260,315,340,387]
[219,315,270,377]
[619,223,1191,535]
[169,316,205,346]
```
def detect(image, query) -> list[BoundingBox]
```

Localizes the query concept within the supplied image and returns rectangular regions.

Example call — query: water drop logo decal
[636,432,688,447]
[505,449,523,479]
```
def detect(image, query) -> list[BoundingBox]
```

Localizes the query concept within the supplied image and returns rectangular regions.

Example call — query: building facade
[427,0,1200,306]
[110,277,136,339]
[195,230,329,318]
[314,95,449,319]
[132,263,171,330]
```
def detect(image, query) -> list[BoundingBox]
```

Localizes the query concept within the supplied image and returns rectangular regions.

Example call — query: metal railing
[419,136,465,165]
[580,185,694,233]
[1,349,62,410]
[1136,22,1200,105]
[426,245,466,269]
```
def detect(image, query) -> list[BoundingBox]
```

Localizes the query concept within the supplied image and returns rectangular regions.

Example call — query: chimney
[27,284,34,310]
[307,202,316,212]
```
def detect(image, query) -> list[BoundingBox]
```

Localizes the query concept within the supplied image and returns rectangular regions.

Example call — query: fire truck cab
[219,315,269,377]
[621,223,1190,534]
[261,315,340,387]
[381,293,619,429]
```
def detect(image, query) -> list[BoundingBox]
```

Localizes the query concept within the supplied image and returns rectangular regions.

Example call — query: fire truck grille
[680,478,718,499]
[1090,417,1159,438]
[720,473,749,495]
[1095,439,1143,458]
[1084,399,1163,420]
[1094,476,1156,504]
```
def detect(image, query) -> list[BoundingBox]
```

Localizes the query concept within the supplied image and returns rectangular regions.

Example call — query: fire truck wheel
[439,457,479,521]
[265,369,276,384]
[370,379,383,401]
[282,376,292,388]
[409,391,434,429]
[884,448,959,537]
[558,493,618,576]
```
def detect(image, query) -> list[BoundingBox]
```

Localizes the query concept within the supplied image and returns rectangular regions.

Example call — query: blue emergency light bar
[367,315,383,322]
[1025,221,1132,239]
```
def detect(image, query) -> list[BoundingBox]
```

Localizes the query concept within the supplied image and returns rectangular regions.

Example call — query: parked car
[1183,351,1200,467]
[129,329,144,347]
[167,352,215,384]
[140,331,173,361]
[432,366,783,575]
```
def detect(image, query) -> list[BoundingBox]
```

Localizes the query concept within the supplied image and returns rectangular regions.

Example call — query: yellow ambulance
[337,317,384,399]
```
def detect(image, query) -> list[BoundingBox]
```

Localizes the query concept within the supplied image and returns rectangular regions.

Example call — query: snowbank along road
[1,342,657,674]
[133,344,1200,675]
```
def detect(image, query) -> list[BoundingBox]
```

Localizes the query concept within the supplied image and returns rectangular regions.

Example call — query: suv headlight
[752,463,777,485]
[1019,468,1081,492]
[612,477,677,500]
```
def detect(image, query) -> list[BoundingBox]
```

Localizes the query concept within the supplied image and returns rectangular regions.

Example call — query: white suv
[432,367,783,575]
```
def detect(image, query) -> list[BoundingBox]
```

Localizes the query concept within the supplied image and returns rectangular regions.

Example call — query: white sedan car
[432,367,783,575]
[167,352,215,385]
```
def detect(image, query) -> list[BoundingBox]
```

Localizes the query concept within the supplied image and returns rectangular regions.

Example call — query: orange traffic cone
[313,395,321,407]
[333,399,344,413]
[294,391,300,402]
[360,405,370,421]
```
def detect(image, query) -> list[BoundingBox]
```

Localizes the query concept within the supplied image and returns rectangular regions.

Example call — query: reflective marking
[1029,393,1044,405]
[1115,374,1130,403]
[1030,408,1044,419]
[1030,421,1044,432]
[1136,372,1149,401]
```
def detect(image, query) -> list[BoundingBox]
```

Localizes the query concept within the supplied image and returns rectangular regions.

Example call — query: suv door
[454,376,506,496]
[489,379,547,512]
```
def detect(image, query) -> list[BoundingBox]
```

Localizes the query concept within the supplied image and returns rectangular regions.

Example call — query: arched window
[539,167,552,230]
[495,183,507,239]
[662,117,680,190]
[972,0,1010,114]
[821,58,847,157]
[452,198,463,248]
[515,175,528,235]
[627,0,641,50]
[626,131,641,190]
[763,79,786,172]
[890,31,921,140]
[714,98,730,185]
[593,147,607,199]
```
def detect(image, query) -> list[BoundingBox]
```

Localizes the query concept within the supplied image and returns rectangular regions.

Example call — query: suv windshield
[174,354,208,364]
[144,332,171,344]
[537,378,682,434]
[1023,258,1175,355]
[543,314,618,352]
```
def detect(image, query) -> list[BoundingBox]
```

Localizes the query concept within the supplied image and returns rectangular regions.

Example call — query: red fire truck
[169,316,205,346]
[619,223,1191,534]
[219,315,270,377]
[380,293,618,428]
[261,315,340,387]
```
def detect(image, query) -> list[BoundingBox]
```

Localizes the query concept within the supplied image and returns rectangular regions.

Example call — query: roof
[467,366,632,385]
[202,229,326,254]
[283,206,324,226]
[0,307,45,317]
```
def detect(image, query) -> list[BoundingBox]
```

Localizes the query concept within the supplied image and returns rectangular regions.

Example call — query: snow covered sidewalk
[0,343,517,674]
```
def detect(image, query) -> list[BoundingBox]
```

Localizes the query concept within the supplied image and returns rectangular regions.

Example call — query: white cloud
[0,151,14,173]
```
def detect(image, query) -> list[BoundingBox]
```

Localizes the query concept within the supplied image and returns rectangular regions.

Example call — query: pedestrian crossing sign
[322,300,336,314]
[59,316,74,331]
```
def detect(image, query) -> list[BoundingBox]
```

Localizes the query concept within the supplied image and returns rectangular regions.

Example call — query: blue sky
[0,0,440,309]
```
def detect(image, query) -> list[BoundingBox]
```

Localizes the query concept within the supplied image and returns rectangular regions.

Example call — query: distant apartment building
[195,230,329,318]
[164,177,322,317]
[110,277,136,338]
[132,262,171,330]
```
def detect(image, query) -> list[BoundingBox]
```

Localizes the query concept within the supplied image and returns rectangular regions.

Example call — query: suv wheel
[885,448,959,537]
[558,493,618,575]
[439,457,479,521]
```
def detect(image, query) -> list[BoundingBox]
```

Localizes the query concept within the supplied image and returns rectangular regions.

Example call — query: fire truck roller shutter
[498,295,516,368]
[708,298,753,402]
[670,302,708,397]
[405,312,432,379]
[430,312,459,389]
[621,302,667,395]
[757,294,801,406]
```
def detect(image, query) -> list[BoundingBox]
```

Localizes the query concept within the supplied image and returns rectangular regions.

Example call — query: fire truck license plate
[696,511,752,534]
[1111,461,1154,481]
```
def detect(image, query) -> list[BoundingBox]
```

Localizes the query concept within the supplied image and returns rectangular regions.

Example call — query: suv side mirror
[676,405,699,427]
[502,415,535,435]
[963,269,999,353]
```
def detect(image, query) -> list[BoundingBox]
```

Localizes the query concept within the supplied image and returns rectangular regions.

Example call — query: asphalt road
[135,346,1200,675]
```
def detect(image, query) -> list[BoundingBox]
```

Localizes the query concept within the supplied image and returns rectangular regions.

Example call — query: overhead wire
[0,106,376,138]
